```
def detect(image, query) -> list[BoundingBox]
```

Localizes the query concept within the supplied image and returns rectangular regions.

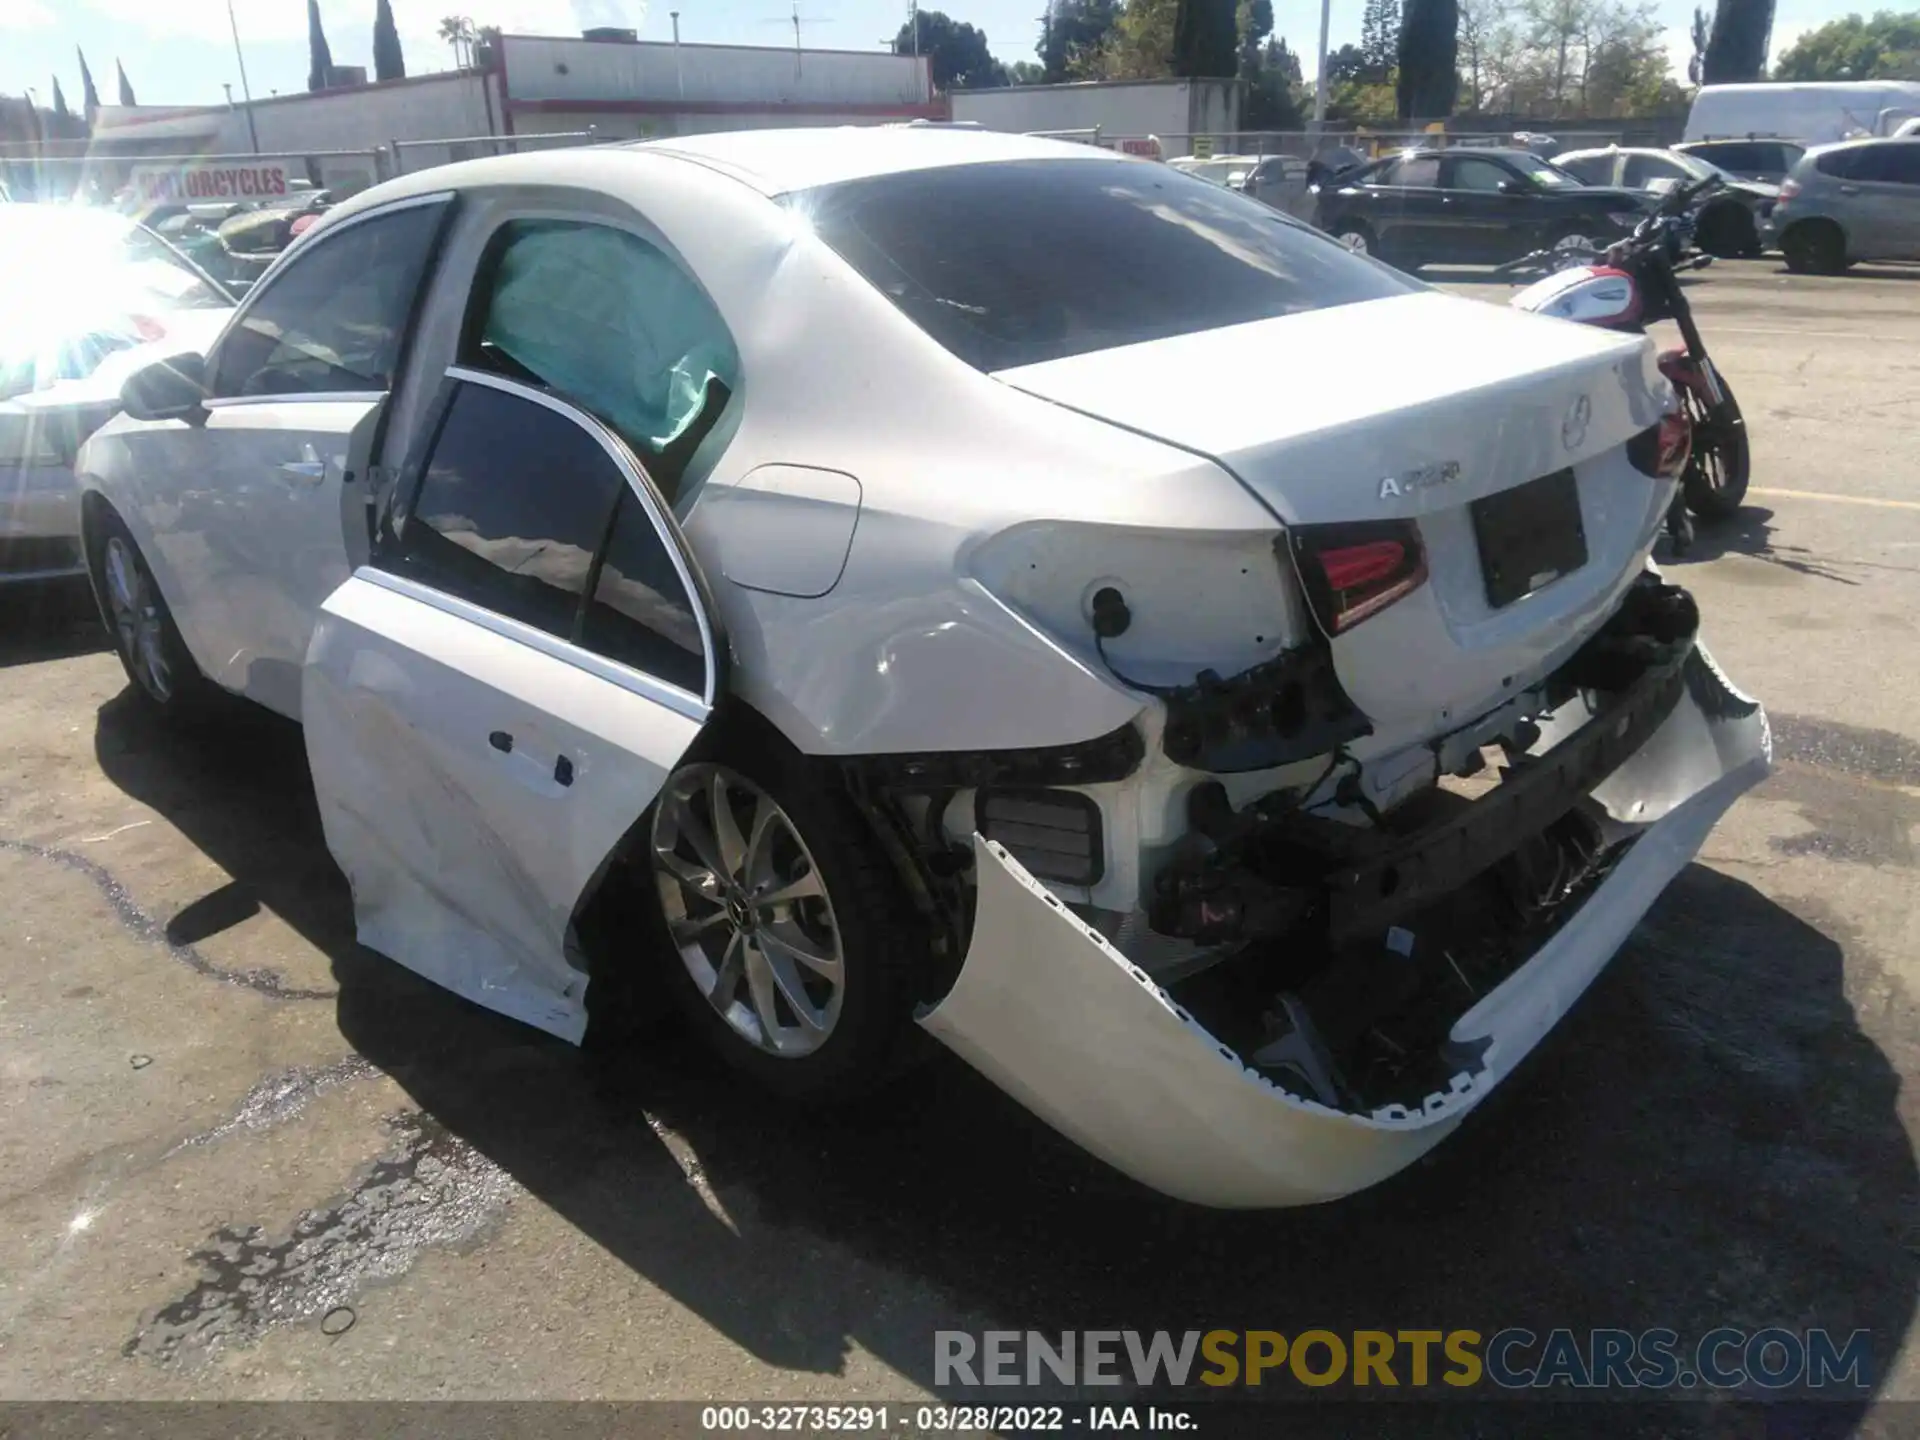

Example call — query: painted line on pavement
[1751,486,1920,512]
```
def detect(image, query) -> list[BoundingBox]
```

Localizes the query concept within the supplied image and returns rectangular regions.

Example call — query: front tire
[646,739,931,1101]
[1330,219,1376,258]
[84,506,220,717]
[1682,380,1751,520]
[1697,202,1757,259]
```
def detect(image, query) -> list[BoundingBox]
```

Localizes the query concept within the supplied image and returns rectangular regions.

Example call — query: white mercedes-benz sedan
[76,128,1770,1208]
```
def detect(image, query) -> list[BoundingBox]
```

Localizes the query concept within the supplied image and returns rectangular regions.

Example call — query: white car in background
[1,204,232,582]
[76,130,1769,1208]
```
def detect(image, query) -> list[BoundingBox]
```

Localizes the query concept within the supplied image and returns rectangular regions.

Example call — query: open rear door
[300,369,724,1041]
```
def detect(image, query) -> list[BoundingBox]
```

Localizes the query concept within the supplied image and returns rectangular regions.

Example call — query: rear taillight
[128,313,168,343]
[1627,411,1691,479]
[1778,178,1800,200]
[1291,520,1428,635]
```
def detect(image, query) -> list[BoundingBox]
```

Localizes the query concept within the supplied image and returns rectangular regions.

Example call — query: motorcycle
[1497,172,1751,555]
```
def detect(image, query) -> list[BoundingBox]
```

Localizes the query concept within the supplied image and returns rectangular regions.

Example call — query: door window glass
[393,382,623,639]
[1623,154,1688,188]
[1449,158,1515,191]
[1378,155,1442,187]
[1879,144,1920,184]
[464,219,740,490]
[212,202,447,398]
[580,491,705,695]
[1553,154,1613,184]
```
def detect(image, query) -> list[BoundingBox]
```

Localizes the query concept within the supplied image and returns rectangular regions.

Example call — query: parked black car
[1674,138,1807,186]
[1313,148,1652,268]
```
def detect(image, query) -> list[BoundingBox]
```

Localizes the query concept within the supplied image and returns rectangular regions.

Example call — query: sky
[0,0,1860,111]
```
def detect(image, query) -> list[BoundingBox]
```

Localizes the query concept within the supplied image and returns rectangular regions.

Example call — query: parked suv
[1675,138,1807,184]
[1765,137,1920,272]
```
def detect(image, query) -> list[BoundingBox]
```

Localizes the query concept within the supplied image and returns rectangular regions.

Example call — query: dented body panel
[919,646,1769,1208]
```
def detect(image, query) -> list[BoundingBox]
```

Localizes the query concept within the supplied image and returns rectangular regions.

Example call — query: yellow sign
[1192,135,1215,159]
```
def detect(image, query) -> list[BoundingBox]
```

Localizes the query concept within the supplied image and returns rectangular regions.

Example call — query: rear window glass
[792,158,1416,372]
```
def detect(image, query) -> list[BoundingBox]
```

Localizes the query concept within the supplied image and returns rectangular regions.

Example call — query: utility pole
[1311,0,1331,135]
[226,0,261,152]
[671,11,684,99]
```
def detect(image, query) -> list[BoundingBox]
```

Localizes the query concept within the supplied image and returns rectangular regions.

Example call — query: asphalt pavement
[2,259,1918,1434]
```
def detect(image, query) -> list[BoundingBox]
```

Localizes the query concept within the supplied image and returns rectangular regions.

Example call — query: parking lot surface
[3,260,1919,1430]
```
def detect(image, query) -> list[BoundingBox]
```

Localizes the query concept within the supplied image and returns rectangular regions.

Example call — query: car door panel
[194,396,385,714]
[304,570,710,1042]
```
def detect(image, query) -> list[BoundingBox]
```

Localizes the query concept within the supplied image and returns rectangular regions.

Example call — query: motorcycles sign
[129,162,292,206]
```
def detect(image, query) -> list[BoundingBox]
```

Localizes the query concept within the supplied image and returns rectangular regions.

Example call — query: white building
[951,79,1243,152]
[71,33,938,196]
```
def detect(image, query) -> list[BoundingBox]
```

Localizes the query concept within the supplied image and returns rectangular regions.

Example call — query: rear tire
[643,724,932,1102]
[84,504,222,719]
[1782,221,1847,275]
[1682,381,1750,520]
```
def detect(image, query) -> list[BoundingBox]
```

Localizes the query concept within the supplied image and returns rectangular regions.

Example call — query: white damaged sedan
[76,129,1770,1208]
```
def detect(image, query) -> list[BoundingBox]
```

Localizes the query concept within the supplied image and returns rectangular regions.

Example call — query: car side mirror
[1497,179,1527,196]
[122,353,208,425]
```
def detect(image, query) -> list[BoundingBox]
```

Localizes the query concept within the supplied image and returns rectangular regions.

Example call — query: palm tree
[438,15,477,68]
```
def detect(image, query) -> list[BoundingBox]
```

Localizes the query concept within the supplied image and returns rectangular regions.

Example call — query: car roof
[635,125,1135,194]
[315,127,1139,230]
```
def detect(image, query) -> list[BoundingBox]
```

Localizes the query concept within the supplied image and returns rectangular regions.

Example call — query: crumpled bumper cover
[917,645,1770,1209]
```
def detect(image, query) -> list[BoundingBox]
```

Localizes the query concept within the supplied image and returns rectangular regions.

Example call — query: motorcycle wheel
[1682,379,1750,520]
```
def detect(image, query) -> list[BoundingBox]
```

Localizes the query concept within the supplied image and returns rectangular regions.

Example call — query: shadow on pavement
[0,576,109,668]
[1665,505,1863,584]
[92,693,1917,1434]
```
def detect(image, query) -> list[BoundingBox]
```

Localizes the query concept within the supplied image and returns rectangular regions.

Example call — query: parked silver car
[1554,145,1777,256]
[1674,138,1807,185]
[1169,153,1317,220]
[1764,137,1920,273]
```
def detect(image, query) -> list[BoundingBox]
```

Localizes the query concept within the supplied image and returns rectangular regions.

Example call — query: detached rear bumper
[917,645,1769,1209]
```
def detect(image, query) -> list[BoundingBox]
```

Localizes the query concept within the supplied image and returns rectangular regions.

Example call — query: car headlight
[1607,211,1644,230]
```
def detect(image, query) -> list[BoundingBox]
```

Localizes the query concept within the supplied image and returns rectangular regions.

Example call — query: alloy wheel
[102,536,173,703]
[1553,232,1598,253]
[651,763,845,1058]
[1338,228,1370,256]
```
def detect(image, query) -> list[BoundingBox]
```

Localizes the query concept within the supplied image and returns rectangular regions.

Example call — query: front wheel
[85,506,221,717]
[1682,379,1750,520]
[1330,220,1376,258]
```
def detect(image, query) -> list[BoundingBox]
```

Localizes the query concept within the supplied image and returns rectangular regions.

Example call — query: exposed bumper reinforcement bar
[917,645,1770,1208]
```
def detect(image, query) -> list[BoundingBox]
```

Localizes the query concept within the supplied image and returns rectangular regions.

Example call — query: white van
[1685,81,1920,145]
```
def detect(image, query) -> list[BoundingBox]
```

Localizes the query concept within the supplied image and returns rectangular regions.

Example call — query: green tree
[1039,0,1121,79]
[51,76,71,124]
[1397,0,1459,115]
[76,47,100,116]
[1245,37,1305,125]
[1008,58,1049,80]
[310,0,336,90]
[895,10,1009,87]
[1688,4,1710,81]
[1093,0,1177,76]
[438,15,476,68]
[1773,9,1920,78]
[1703,0,1775,81]
[1236,0,1273,77]
[373,0,407,81]
[1325,40,1369,82]
[1361,0,1402,81]
[1174,0,1238,76]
